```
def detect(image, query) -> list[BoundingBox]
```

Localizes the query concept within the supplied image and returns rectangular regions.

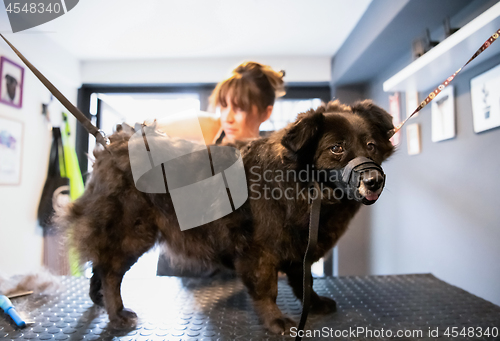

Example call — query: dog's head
[281,100,395,205]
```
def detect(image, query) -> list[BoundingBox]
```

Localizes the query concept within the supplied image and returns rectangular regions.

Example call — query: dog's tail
[54,121,168,272]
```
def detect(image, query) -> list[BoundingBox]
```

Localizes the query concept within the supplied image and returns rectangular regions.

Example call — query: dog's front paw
[310,296,337,314]
[109,308,138,329]
[89,290,104,307]
[265,315,296,335]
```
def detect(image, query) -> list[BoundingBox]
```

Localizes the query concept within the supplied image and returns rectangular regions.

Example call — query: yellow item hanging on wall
[61,112,85,276]
[61,113,85,200]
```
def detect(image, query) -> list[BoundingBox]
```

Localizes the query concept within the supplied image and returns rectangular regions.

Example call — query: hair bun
[233,62,261,76]
[232,62,285,97]
[210,61,286,114]
[262,65,285,98]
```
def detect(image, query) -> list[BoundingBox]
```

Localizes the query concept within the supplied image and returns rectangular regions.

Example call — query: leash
[0,34,110,150]
[295,182,321,341]
[388,28,500,138]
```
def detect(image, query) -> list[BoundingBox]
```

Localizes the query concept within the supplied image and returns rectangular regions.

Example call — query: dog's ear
[281,109,325,153]
[351,100,394,139]
[351,100,395,159]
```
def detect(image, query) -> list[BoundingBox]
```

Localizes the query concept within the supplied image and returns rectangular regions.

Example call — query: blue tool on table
[0,294,26,328]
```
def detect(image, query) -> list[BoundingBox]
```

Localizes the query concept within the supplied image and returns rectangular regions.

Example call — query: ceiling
[6,0,372,60]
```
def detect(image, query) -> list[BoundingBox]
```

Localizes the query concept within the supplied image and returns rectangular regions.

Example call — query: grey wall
[367,51,500,307]
[332,83,367,105]
[332,0,500,306]
[331,0,473,86]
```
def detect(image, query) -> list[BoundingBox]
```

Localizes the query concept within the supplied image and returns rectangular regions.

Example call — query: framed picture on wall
[389,92,401,146]
[471,63,500,133]
[405,91,419,118]
[431,86,455,142]
[0,116,24,185]
[406,123,421,155]
[0,56,24,109]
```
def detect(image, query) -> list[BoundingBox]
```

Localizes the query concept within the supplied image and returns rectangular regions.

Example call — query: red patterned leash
[388,28,500,138]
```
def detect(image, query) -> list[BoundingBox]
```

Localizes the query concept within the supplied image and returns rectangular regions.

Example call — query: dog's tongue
[365,193,379,201]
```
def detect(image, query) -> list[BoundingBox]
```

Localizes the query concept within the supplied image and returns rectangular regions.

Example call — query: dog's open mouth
[361,190,380,205]
[358,178,383,205]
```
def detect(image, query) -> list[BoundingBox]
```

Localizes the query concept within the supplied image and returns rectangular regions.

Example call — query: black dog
[59,99,394,334]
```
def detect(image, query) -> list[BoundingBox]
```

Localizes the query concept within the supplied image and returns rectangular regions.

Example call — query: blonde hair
[210,61,285,115]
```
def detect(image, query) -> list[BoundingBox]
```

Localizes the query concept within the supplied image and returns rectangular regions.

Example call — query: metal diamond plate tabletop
[1,274,499,340]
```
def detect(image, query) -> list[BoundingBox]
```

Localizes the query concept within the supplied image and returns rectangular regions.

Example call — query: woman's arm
[156,113,222,145]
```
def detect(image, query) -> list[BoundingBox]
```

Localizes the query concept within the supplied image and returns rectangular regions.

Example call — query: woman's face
[220,95,270,143]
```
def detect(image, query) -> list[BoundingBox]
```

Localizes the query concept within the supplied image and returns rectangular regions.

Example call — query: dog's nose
[362,175,384,191]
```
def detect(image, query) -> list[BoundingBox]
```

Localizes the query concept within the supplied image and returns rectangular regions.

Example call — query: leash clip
[98,129,111,146]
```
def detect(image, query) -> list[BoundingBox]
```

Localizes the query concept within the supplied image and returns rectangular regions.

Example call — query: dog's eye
[367,142,376,152]
[330,145,344,155]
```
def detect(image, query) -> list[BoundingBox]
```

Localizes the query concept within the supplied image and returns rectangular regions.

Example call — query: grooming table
[1,274,499,340]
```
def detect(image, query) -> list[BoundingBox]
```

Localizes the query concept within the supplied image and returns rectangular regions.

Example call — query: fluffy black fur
[60,99,394,334]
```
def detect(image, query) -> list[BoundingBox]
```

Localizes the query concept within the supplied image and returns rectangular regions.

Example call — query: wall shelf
[383,2,500,93]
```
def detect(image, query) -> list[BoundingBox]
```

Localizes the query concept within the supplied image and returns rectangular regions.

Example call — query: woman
[157,61,285,276]
[211,61,285,144]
